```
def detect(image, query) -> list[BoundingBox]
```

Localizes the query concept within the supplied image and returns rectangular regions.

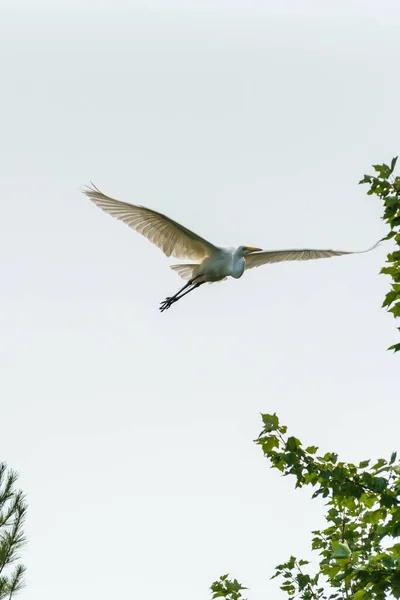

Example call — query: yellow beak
[243,246,263,253]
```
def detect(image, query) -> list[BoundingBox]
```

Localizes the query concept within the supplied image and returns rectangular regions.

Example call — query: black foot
[159,298,174,312]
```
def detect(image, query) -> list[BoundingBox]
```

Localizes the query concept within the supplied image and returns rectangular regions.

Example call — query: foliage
[257,414,400,599]
[359,156,400,352]
[210,414,400,600]
[210,575,247,600]
[0,463,27,599]
[209,158,400,600]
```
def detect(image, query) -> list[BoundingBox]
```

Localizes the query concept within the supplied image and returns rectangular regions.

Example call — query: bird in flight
[83,184,378,312]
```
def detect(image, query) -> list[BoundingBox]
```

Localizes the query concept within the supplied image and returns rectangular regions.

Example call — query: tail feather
[170,264,199,281]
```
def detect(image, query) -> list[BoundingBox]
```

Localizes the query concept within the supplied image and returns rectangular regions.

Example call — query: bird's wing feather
[245,242,379,270]
[83,184,216,260]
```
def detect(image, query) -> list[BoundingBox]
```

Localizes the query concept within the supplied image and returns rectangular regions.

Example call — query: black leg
[160,279,194,305]
[159,281,204,312]
[160,276,199,308]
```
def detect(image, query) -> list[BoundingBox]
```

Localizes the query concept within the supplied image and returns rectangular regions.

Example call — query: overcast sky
[1,1,400,599]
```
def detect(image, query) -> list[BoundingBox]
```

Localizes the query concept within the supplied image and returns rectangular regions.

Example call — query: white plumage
[84,183,215,261]
[83,184,378,311]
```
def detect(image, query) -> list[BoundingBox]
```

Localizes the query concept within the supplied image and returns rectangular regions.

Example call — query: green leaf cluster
[0,463,27,599]
[256,414,400,599]
[210,575,247,600]
[359,157,400,352]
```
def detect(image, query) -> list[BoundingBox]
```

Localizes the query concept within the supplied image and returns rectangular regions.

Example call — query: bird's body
[192,247,246,283]
[83,184,378,311]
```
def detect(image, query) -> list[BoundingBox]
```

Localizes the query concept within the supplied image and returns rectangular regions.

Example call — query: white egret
[83,184,378,312]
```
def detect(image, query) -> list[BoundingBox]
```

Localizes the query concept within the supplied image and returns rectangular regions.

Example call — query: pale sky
[1,1,399,599]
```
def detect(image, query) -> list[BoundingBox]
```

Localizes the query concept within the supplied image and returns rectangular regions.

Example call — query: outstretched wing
[245,242,379,270]
[83,184,216,260]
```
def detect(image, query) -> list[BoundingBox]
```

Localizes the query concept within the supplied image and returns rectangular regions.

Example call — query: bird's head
[239,245,263,256]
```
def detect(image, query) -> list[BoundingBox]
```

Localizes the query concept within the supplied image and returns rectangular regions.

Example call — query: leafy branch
[0,463,27,600]
[359,156,400,352]
[210,575,247,600]
[256,413,400,599]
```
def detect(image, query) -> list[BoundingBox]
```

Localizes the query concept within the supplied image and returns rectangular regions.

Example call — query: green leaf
[331,541,351,559]
[305,446,318,454]
[352,591,367,600]
[385,195,400,209]
[365,507,387,524]
[388,342,400,352]
[322,452,338,464]
[283,451,297,466]
[359,460,370,468]
[381,266,397,276]
[382,230,397,241]
[391,156,398,173]
[322,564,341,579]
[390,452,398,465]
[261,413,279,430]
[371,457,388,470]
[304,472,318,485]
[388,543,400,557]
[389,302,400,318]
[383,290,400,309]
[387,251,400,262]
[296,573,310,590]
[373,164,392,178]
[286,437,301,452]
[392,215,400,227]
[260,436,279,453]
[362,471,388,491]
[321,469,332,482]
